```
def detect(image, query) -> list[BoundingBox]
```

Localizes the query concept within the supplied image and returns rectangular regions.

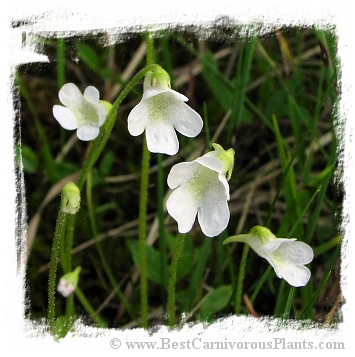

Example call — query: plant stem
[145,32,155,66]
[56,38,66,150]
[139,137,150,328]
[74,287,106,327]
[86,171,133,318]
[138,31,154,329]
[167,233,186,328]
[157,153,168,299]
[60,203,76,321]
[56,38,66,89]
[250,266,272,303]
[48,210,66,334]
[203,102,212,149]
[59,216,68,271]
[283,286,295,319]
[63,214,75,273]
[235,244,249,315]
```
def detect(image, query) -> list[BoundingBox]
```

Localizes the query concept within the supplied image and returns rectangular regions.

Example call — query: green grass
[19,27,341,330]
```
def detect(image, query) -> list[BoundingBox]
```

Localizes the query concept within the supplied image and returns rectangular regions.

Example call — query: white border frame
[2,1,354,356]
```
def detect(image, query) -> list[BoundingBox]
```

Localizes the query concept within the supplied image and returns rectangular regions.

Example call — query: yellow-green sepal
[212,143,235,180]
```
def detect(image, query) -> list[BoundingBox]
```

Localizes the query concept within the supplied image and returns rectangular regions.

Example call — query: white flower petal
[98,103,107,126]
[195,153,223,173]
[274,240,314,265]
[263,238,296,254]
[197,180,230,237]
[167,161,200,189]
[57,279,75,297]
[231,228,313,287]
[84,86,100,105]
[59,83,83,108]
[77,126,100,141]
[272,262,311,287]
[145,121,179,155]
[127,100,149,136]
[166,88,188,102]
[143,88,170,100]
[53,105,78,130]
[170,102,203,137]
[239,235,268,258]
[143,88,189,102]
[166,186,198,233]
[218,173,230,200]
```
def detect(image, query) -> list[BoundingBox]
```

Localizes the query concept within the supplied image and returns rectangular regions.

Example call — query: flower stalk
[74,287,106,327]
[86,171,133,318]
[48,210,67,334]
[167,233,186,328]
[138,32,154,329]
[138,137,150,329]
[235,244,249,314]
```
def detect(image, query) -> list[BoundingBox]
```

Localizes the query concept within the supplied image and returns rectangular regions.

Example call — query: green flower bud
[249,225,276,244]
[61,182,80,215]
[57,267,81,297]
[151,66,171,88]
[212,143,235,180]
[99,100,113,114]
[144,67,171,90]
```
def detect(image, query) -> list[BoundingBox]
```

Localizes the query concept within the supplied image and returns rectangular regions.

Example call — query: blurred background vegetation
[17,26,342,329]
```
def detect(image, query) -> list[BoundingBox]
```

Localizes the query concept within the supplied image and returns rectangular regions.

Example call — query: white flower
[57,267,81,298]
[127,70,203,155]
[166,143,234,237]
[53,83,107,141]
[223,226,314,287]
[57,277,76,298]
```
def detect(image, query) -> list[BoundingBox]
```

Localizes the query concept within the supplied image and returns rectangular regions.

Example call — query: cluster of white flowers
[53,66,313,288]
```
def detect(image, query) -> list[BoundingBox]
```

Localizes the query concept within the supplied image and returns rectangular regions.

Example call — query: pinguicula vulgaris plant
[45,33,316,337]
